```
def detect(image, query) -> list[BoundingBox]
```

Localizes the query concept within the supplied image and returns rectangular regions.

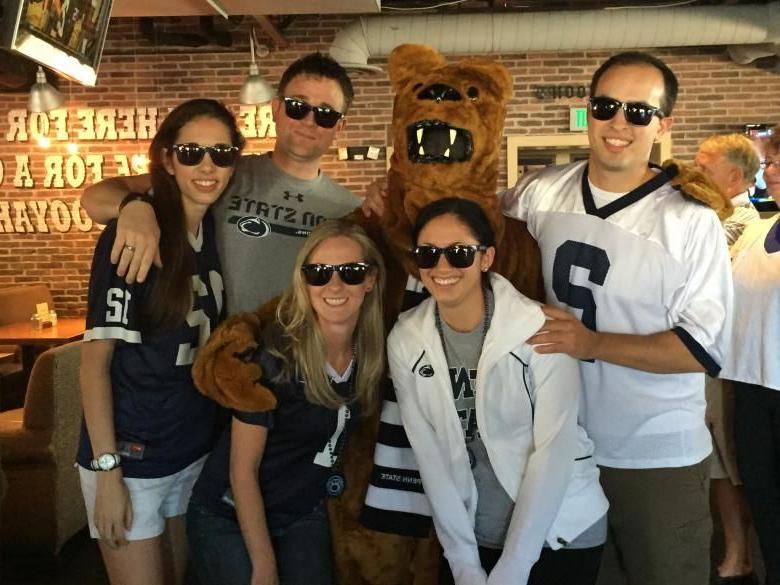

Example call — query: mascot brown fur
[192,44,728,585]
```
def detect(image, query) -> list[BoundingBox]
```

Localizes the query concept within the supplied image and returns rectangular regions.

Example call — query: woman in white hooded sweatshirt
[388,198,608,585]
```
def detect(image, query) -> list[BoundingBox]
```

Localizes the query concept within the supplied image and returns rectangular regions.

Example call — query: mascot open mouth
[406,120,473,164]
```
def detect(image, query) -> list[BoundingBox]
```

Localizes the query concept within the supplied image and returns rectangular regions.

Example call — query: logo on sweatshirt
[229,216,311,239]
[418,364,434,378]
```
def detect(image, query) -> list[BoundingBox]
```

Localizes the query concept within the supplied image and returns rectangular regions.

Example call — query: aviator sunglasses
[588,96,665,127]
[283,97,344,129]
[412,244,489,269]
[301,262,373,286]
[171,143,239,167]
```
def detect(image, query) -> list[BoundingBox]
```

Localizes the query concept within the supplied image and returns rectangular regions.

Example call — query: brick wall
[2,14,780,315]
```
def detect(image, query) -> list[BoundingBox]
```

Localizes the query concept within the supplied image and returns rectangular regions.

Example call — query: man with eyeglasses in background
[81,52,359,314]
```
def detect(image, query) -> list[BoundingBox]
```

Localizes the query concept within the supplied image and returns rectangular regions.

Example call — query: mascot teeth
[406,120,473,164]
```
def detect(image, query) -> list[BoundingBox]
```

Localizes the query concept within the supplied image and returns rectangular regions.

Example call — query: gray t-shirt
[439,290,515,549]
[211,153,361,315]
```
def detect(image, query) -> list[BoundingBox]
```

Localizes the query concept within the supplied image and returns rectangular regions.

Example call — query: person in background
[695,132,761,585]
[77,99,242,585]
[81,52,359,315]
[186,220,386,585]
[722,127,780,585]
[390,198,608,585]
[696,133,761,246]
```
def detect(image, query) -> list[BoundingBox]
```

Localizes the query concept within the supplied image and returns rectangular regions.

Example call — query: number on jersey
[105,288,131,325]
[552,240,610,331]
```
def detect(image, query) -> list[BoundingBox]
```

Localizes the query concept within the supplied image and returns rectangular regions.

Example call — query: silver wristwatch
[90,452,121,472]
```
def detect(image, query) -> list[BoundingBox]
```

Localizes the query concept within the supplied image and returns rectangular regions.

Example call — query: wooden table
[0,317,86,376]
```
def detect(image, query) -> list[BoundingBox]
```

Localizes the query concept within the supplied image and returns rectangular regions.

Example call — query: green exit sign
[570,107,588,131]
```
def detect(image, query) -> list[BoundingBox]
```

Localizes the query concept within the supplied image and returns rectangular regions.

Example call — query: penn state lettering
[450,366,478,440]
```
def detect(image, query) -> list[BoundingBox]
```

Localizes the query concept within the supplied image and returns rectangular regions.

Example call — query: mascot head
[387,44,512,223]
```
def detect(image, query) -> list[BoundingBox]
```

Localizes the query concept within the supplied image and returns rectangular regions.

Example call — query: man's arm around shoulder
[81,174,160,283]
[530,307,707,374]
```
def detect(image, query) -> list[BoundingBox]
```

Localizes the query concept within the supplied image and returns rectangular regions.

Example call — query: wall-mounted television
[1,0,113,87]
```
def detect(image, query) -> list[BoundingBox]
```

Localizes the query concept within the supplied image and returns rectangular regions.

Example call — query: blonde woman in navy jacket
[388,198,608,585]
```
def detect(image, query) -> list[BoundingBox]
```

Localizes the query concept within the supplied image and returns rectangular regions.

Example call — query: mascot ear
[462,58,513,103]
[388,44,447,91]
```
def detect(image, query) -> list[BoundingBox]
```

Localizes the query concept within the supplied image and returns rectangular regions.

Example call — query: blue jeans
[187,500,333,585]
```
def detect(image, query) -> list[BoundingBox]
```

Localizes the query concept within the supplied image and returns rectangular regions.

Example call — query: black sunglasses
[171,143,239,167]
[588,96,665,127]
[412,244,489,269]
[301,262,372,286]
[283,97,344,129]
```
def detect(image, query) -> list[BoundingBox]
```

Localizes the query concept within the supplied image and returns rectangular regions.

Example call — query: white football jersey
[502,160,733,469]
[721,215,780,391]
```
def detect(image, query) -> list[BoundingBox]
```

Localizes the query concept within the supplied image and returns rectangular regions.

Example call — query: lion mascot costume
[193,44,729,585]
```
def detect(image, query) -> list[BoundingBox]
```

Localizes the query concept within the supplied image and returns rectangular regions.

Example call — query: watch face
[98,453,117,470]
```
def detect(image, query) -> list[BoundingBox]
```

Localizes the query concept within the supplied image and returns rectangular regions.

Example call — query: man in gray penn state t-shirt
[214,152,359,314]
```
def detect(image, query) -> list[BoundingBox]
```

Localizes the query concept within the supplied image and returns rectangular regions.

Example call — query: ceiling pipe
[329,2,780,71]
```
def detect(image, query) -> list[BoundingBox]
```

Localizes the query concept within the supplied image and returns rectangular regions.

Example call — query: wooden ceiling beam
[251,15,289,48]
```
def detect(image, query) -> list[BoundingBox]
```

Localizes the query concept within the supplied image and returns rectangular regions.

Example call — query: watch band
[119,191,154,212]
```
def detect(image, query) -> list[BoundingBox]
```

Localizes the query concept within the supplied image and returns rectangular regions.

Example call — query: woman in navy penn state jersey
[389,198,608,585]
[187,219,385,585]
[77,99,243,585]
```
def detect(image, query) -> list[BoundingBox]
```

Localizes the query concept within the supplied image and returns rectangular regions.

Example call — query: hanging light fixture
[29,66,64,113]
[239,27,275,105]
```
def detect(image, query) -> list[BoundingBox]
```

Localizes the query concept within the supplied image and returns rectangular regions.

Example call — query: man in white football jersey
[500,53,733,585]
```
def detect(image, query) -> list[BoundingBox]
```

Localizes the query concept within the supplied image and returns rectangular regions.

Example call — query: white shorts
[78,455,207,542]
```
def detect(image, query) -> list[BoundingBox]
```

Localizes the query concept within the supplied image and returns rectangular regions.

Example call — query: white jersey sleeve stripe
[673,326,720,377]
[364,485,432,516]
[84,326,142,344]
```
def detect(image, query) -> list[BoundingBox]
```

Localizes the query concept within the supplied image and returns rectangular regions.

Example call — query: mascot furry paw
[664,158,734,221]
[193,303,277,412]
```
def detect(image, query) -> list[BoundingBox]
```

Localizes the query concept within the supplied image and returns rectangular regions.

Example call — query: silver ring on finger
[124,244,135,253]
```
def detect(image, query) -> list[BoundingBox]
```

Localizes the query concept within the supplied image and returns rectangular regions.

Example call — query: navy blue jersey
[191,333,360,531]
[77,214,226,478]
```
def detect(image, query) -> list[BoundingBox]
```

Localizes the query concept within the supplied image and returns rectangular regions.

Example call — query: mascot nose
[417,83,462,102]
